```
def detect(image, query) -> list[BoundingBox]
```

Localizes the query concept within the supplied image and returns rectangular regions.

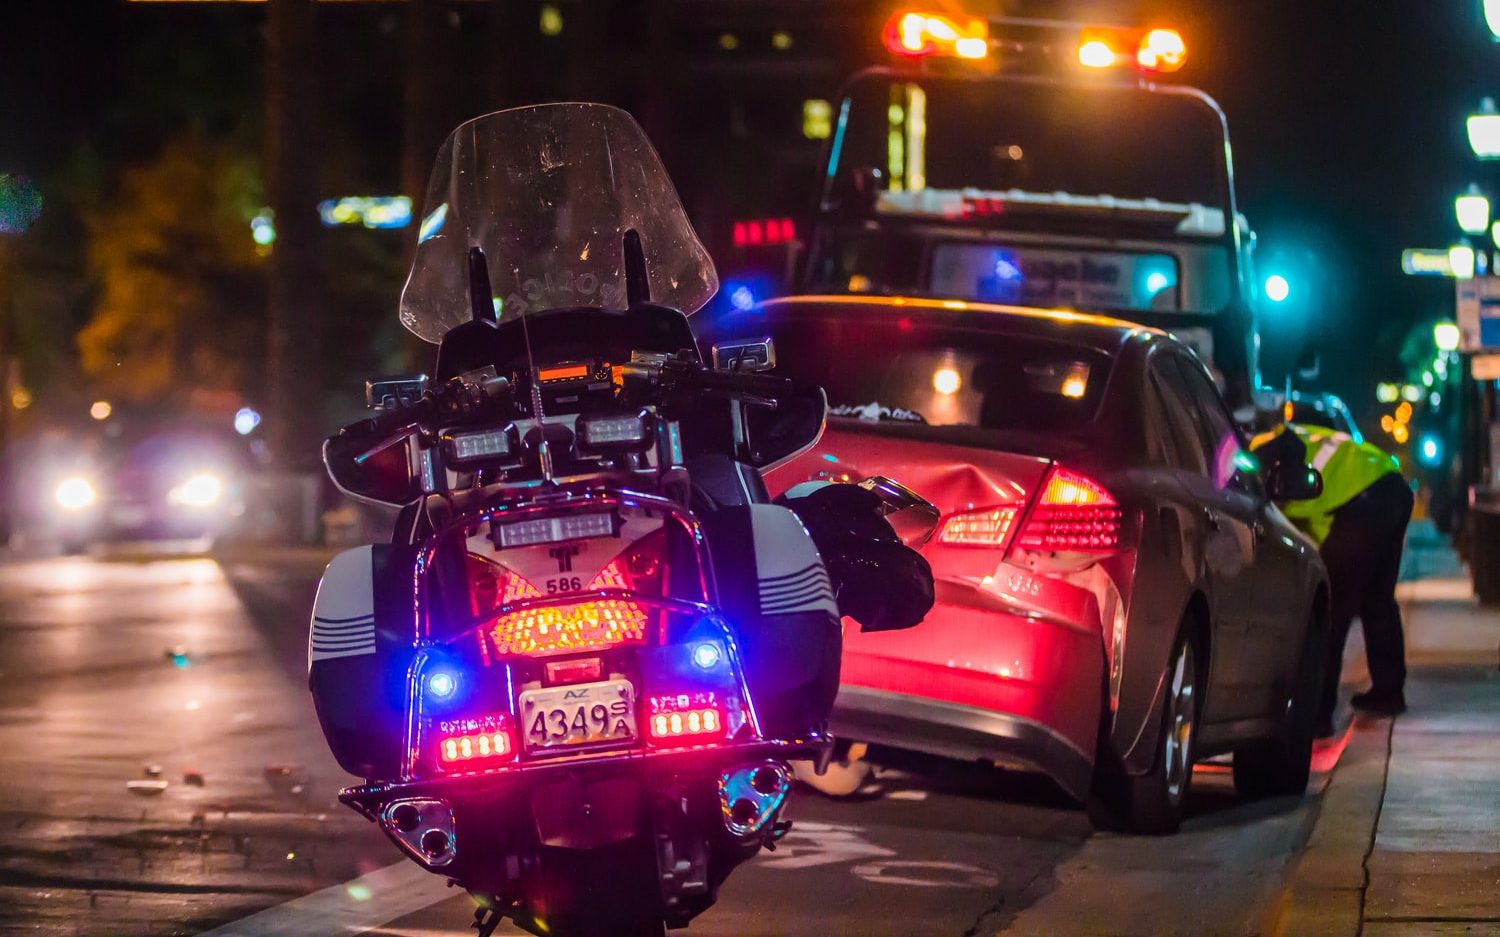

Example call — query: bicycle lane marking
[758,821,1000,888]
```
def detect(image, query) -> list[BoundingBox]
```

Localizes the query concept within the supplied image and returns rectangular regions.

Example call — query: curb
[1272,717,1395,937]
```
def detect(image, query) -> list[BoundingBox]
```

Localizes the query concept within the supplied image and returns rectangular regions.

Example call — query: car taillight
[1012,466,1122,553]
[938,506,1020,547]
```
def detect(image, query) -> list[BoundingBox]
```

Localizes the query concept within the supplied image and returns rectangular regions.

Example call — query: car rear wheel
[1233,608,1325,798]
[793,740,875,797]
[1090,628,1200,836]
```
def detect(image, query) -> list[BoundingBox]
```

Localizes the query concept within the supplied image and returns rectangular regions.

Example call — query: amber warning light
[1077,26,1187,73]
[883,10,990,60]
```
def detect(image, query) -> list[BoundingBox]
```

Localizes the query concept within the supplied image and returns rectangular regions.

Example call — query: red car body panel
[768,426,1112,795]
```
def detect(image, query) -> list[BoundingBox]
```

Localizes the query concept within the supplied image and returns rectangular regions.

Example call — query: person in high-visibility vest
[1251,423,1414,735]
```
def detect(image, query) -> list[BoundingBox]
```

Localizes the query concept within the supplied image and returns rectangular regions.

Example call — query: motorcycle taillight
[468,529,670,658]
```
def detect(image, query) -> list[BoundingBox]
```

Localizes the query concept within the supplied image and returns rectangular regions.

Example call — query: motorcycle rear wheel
[528,837,666,937]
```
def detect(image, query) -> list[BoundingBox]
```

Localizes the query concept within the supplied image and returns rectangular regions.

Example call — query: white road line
[199,860,458,937]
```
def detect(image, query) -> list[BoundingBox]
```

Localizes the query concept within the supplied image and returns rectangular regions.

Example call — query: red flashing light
[1013,466,1121,553]
[440,728,513,765]
[648,706,723,742]
[732,217,796,248]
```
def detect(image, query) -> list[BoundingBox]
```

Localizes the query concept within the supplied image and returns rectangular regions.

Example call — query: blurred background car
[7,417,250,553]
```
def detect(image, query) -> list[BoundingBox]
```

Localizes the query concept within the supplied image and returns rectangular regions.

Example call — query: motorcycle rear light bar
[439,729,514,764]
[495,512,615,549]
[648,707,723,742]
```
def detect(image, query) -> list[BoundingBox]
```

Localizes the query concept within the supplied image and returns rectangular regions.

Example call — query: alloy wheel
[1163,641,1197,804]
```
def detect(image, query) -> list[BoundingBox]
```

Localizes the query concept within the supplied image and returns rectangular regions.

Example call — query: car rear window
[754,310,1114,437]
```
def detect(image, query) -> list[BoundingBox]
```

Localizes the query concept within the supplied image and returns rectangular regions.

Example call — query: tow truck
[795,9,1265,410]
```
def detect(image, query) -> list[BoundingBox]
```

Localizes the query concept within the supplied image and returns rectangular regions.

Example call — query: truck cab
[799,12,1263,410]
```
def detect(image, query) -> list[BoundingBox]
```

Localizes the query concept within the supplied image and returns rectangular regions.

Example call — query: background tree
[78,132,264,406]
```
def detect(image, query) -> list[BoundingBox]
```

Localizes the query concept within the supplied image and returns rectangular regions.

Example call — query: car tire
[793,740,875,797]
[1232,608,1325,798]
[1089,627,1201,836]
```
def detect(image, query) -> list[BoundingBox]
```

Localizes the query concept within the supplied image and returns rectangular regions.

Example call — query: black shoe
[1314,718,1336,739]
[1350,688,1407,716]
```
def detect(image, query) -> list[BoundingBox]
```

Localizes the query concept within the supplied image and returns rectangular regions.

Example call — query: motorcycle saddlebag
[307,544,417,780]
[702,504,842,739]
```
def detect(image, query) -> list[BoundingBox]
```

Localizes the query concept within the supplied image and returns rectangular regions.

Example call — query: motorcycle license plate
[519,679,636,752]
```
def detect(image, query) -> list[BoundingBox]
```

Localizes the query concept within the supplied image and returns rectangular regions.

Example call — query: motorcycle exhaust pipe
[718,761,790,838]
[378,797,457,868]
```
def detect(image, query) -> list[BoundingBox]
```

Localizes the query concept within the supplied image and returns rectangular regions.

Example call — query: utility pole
[265,0,323,466]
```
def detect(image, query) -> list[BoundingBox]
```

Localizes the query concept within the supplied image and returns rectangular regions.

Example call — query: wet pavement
[0,552,1346,936]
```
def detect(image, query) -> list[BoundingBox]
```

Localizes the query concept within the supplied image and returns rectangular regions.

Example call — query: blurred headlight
[55,477,98,511]
[168,473,224,508]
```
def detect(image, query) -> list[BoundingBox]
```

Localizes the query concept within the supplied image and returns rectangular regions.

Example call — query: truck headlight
[55,477,98,511]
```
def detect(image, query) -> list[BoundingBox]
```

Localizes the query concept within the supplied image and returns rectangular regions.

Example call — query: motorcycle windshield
[400,103,719,343]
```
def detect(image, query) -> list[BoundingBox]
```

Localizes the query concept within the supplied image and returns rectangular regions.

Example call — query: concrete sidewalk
[1278,569,1500,935]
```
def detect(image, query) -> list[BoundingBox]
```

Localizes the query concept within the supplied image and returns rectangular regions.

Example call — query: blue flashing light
[821,453,839,463]
[728,284,756,312]
[993,257,1023,281]
[692,642,722,670]
[427,671,457,699]
[1419,435,1442,466]
[1264,274,1291,303]
[1145,271,1170,295]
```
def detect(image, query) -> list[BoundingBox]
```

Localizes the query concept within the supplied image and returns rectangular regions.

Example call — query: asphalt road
[0,552,1341,936]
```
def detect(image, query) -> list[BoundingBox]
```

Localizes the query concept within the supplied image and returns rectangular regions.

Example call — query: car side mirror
[712,337,776,372]
[1266,461,1323,503]
[857,475,941,547]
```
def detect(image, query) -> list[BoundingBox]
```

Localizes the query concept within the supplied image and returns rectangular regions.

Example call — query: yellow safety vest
[1249,424,1402,544]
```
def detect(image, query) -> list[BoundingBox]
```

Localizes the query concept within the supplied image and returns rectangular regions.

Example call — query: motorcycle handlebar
[674,363,795,400]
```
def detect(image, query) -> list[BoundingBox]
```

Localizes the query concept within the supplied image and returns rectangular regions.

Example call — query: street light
[1456,185,1492,235]
[1263,274,1290,303]
[1435,321,1462,352]
[1470,99,1500,158]
[1450,244,1477,279]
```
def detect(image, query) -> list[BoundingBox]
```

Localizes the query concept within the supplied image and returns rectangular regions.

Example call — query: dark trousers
[1317,472,1415,721]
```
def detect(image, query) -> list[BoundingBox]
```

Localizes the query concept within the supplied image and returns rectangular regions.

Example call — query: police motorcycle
[310,104,936,937]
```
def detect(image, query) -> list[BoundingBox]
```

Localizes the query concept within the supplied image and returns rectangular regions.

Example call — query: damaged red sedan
[730,295,1329,834]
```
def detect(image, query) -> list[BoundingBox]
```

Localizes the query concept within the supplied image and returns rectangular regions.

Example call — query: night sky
[2,0,1494,424]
